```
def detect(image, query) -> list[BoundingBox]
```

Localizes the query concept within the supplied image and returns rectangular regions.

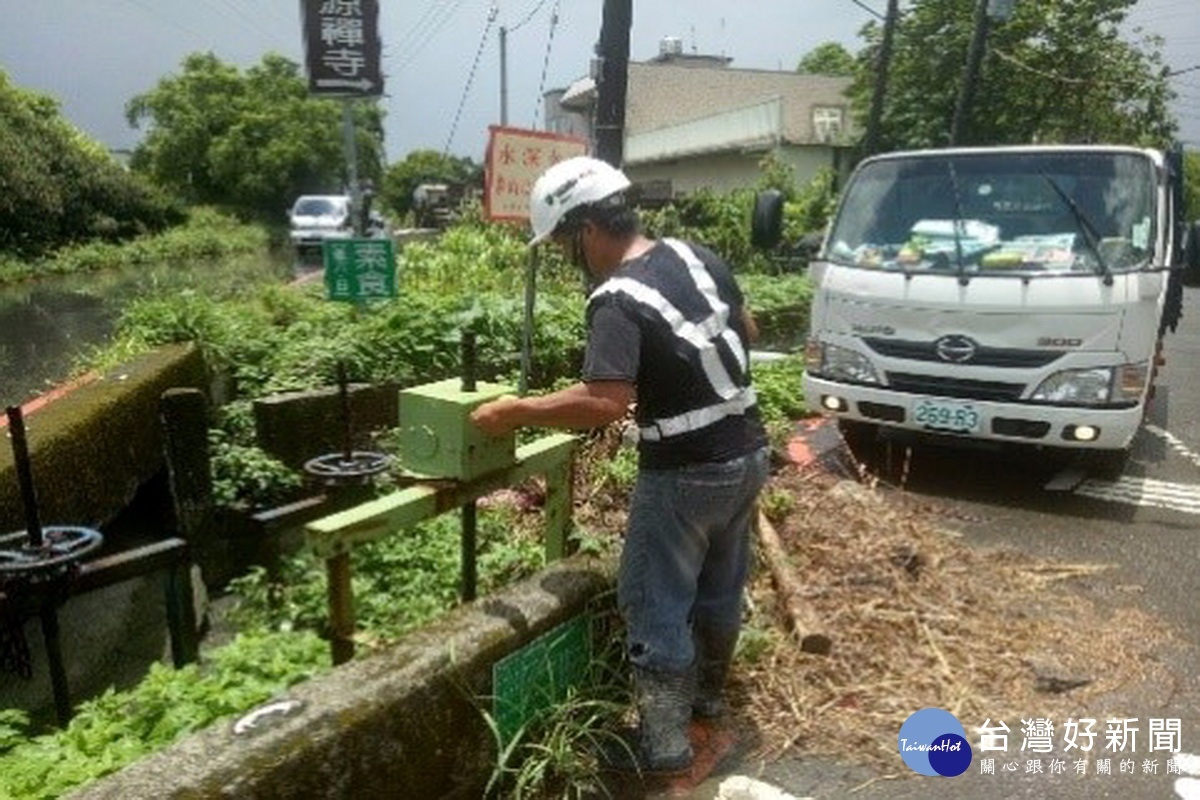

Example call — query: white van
[289,194,353,254]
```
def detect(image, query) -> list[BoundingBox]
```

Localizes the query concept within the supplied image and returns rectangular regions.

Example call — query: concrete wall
[69,556,616,800]
[253,383,400,471]
[0,343,207,534]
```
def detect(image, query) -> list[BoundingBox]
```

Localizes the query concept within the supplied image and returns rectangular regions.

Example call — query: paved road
[684,288,1200,800]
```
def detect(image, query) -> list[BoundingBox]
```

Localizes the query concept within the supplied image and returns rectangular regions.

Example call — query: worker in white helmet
[472,155,769,776]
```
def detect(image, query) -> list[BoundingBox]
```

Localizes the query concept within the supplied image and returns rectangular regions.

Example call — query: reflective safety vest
[588,238,757,442]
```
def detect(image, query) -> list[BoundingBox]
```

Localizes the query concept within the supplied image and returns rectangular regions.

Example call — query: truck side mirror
[1184,220,1200,288]
[751,190,784,251]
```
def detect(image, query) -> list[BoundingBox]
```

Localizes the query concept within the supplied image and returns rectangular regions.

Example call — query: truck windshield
[294,197,345,216]
[825,151,1156,276]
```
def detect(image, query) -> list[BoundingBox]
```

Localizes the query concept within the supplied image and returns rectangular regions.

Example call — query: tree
[379,149,481,218]
[127,53,385,218]
[797,42,857,76]
[1185,150,1200,222]
[848,0,1177,151]
[0,70,180,257]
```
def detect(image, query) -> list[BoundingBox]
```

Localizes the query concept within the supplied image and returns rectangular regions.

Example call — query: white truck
[758,145,1199,469]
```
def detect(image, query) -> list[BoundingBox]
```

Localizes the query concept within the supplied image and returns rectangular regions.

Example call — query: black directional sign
[301,0,383,97]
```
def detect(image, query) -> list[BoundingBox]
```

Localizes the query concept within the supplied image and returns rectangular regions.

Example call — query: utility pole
[864,0,900,156]
[499,26,509,126]
[951,0,1009,146]
[593,0,632,167]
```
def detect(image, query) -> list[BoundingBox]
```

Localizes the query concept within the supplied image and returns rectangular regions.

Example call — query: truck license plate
[912,398,981,433]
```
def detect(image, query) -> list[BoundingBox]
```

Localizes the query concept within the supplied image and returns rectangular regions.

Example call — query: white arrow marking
[1177,778,1200,799]
[232,699,304,735]
[1146,424,1200,470]
[315,77,375,91]
[1073,476,1200,516]
[1175,753,1200,799]
[1176,752,1200,776]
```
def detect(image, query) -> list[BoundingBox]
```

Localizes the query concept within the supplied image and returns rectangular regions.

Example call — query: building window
[813,106,844,143]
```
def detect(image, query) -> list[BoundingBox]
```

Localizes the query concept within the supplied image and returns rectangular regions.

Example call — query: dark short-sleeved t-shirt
[582,238,767,469]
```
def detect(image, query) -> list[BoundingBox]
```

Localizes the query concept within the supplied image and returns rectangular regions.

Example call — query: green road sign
[324,238,397,302]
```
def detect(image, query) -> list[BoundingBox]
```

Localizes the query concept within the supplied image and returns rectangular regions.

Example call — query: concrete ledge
[70,555,617,799]
[0,343,207,533]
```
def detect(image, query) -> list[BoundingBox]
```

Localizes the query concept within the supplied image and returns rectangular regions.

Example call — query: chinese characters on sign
[323,239,396,302]
[484,126,588,222]
[975,717,1183,778]
[301,0,383,97]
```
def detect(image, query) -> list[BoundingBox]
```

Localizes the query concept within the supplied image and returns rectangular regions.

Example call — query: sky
[0,0,1196,166]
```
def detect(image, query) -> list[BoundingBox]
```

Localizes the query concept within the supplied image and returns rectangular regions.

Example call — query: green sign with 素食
[324,238,396,302]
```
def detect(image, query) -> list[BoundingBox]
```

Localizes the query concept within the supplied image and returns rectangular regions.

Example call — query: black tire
[1086,447,1129,480]
[837,419,880,459]
[751,190,784,251]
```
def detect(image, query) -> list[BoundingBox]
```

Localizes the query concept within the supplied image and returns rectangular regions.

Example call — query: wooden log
[756,510,832,655]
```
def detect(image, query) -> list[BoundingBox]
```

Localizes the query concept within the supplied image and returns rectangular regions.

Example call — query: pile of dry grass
[737,465,1174,768]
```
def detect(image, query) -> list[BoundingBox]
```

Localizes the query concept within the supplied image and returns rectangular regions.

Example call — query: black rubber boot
[601,666,693,775]
[692,624,739,718]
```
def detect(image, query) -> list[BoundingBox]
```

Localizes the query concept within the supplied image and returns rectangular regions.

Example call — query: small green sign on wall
[492,615,591,746]
[324,238,397,302]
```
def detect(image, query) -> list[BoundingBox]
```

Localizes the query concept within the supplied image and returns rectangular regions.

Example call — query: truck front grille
[886,373,1025,402]
[864,338,1063,368]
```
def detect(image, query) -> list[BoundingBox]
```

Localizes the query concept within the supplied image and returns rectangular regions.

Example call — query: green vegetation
[848,0,1177,149]
[126,52,384,219]
[0,206,268,287]
[796,41,857,76]
[0,70,182,258]
[483,612,631,800]
[0,633,328,799]
[380,148,482,220]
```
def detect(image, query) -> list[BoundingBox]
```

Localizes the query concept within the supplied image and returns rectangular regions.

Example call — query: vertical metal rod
[327,553,356,664]
[461,331,477,392]
[39,603,72,726]
[6,405,44,547]
[461,502,477,602]
[337,362,353,462]
[460,329,478,601]
[520,248,538,395]
[499,25,509,126]
[342,100,362,237]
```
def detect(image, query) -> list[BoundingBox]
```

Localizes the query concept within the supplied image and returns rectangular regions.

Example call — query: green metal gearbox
[397,378,517,480]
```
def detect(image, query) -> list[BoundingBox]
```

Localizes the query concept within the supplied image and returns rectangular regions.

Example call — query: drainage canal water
[0,253,293,409]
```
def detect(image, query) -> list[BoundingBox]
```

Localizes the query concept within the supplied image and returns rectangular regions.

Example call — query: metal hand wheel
[0,526,103,575]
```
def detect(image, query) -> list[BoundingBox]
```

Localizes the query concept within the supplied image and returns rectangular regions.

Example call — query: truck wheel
[838,420,880,460]
[1087,448,1129,480]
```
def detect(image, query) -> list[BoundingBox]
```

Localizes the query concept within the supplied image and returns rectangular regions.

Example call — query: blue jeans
[617,446,770,673]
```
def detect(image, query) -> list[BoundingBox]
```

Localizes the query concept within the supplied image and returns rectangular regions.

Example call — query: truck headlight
[1112,362,1150,403]
[807,339,880,384]
[1030,362,1147,406]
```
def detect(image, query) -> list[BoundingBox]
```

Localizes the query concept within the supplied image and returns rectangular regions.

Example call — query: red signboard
[484,126,588,222]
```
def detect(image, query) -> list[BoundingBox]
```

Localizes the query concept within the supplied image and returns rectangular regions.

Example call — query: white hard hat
[528,156,631,245]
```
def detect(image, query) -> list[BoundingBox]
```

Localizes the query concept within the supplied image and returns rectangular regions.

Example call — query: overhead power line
[397,0,470,72]
[993,48,1200,88]
[510,0,553,32]
[444,4,498,155]
[847,0,886,21]
[531,0,561,128]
